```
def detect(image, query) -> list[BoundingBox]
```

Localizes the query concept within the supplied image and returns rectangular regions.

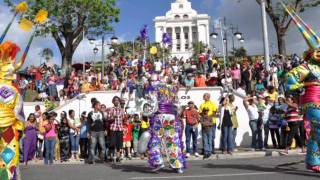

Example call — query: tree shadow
[202,162,320,178]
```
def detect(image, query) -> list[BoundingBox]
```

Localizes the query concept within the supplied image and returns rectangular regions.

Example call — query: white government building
[154,0,211,60]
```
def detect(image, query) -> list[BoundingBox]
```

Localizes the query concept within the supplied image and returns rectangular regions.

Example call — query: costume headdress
[281,2,320,61]
[0,2,48,84]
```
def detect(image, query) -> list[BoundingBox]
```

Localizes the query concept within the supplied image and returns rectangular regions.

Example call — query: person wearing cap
[200,93,218,154]
[183,101,200,158]
[243,95,262,150]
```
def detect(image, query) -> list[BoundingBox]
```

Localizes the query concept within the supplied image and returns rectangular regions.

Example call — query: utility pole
[261,0,271,84]
[101,35,105,78]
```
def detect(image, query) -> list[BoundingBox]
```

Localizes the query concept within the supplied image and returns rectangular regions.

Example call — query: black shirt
[87,111,105,132]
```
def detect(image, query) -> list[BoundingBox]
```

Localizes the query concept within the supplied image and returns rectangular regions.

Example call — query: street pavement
[21,155,320,180]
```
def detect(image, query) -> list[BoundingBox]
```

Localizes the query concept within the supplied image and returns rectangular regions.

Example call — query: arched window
[183,14,189,19]
[174,15,180,19]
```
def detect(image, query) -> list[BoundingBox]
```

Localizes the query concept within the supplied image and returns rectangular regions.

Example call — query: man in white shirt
[154,59,162,73]
[244,96,263,150]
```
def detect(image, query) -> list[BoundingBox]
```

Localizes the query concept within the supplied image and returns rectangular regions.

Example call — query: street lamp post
[90,33,118,79]
[260,0,271,85]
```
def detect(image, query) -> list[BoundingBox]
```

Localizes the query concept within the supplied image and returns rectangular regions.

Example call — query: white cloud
[213,0,320,56]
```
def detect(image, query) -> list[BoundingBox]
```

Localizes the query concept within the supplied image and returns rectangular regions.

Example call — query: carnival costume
[138,82,186,173]
[0,2,48,179]
[284,3,320,173]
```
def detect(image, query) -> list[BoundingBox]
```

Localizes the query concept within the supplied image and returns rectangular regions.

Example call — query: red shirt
[123,124,134,142]
[198,54,206,63]
[185,108,199,125]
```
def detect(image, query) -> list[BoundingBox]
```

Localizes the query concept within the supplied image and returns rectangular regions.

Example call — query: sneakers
[194,152,200,157]
[186,153,190,158]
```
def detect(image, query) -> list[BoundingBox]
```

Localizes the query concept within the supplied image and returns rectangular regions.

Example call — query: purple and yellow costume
[141,83,186,173]
[284,3,320,173]
[0,2,48,179]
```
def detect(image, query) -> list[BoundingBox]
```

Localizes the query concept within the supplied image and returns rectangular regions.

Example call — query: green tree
[5,0,120,73]
[231,47,247,58]
[254,0,320,55]
[192,42,207,59]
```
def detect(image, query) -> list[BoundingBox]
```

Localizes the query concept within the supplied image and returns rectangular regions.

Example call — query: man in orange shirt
[194,72,207,87]
[183,101,200,157]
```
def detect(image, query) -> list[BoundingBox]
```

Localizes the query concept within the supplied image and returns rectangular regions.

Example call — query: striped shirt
[107,107,125,131]
[285,107,303,122]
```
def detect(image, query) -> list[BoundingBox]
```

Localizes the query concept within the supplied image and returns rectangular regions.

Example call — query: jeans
[286,121,303,148]
[202,127,213,155]
[89,131,105,162]
[48,84,57,97]
[249,120,263,149]
[70,133,80,154]
[80,138,89,159]
[60,138,70,161]
[36,138,43,158]
[233,128,237,149]
[185,124,198,153]
[212,125,216,153]
[222,126,233,151]
[263,123,269,148]
[270,128,280,148]
[44,138,56,165]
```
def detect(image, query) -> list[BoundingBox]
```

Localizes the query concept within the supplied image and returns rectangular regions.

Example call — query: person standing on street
[183,101,200,158]
[107,96,125,163]
[200,93,218,154]
[87,100,106,164]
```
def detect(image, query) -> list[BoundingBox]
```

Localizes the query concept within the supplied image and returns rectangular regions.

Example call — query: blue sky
[113,0,221,41]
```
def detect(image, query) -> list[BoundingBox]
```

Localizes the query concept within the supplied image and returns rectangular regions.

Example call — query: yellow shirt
[200,100,218,124]
[141,120,150,129]
[269,91,278,102]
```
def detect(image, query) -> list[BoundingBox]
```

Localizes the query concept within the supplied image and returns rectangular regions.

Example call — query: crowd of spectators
[18,51,308,165]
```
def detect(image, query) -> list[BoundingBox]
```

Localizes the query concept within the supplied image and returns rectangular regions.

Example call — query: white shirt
[132,59,139,67]
[247,104,259,120]
[236,88,246,97]
[154,61,162,72]
[262,104,272,124]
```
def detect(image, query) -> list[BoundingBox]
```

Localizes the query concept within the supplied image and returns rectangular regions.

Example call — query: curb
[25,149,304,166]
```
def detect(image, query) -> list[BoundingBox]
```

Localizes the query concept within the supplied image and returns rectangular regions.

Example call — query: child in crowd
[268,106,281,149]
[132,114,141,157]
[140,115,150,159]
[123,119,134,159]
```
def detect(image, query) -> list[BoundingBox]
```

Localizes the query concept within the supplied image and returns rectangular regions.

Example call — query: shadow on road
[108,163,178,174]
[202,162,320,178]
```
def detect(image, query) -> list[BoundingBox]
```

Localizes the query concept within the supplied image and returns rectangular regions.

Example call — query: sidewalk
[25,148,305,166]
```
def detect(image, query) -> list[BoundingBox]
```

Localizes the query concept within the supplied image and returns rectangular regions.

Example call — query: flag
[140,25,148,41]
[162,33,172,45]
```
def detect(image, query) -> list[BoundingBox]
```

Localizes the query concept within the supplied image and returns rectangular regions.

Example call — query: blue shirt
[80,121,88,139]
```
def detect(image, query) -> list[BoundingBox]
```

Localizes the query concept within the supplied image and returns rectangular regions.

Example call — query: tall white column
[189,26,193,49]
[172,26,176,52]
[180,26,185,52]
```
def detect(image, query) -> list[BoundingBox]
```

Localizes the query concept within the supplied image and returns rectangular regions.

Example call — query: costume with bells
[284,3,320,173]
[0,2,48,179]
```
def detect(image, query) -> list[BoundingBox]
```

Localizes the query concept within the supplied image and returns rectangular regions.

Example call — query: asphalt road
[21,155,320,180]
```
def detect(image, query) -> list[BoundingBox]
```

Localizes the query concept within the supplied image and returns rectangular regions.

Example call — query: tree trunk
[61,42,74,76]
[276,30,286,56]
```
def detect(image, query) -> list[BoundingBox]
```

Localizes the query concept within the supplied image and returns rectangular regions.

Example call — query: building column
[172,26,176,52]
[180,26,185,52]
[189,26,193,50]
